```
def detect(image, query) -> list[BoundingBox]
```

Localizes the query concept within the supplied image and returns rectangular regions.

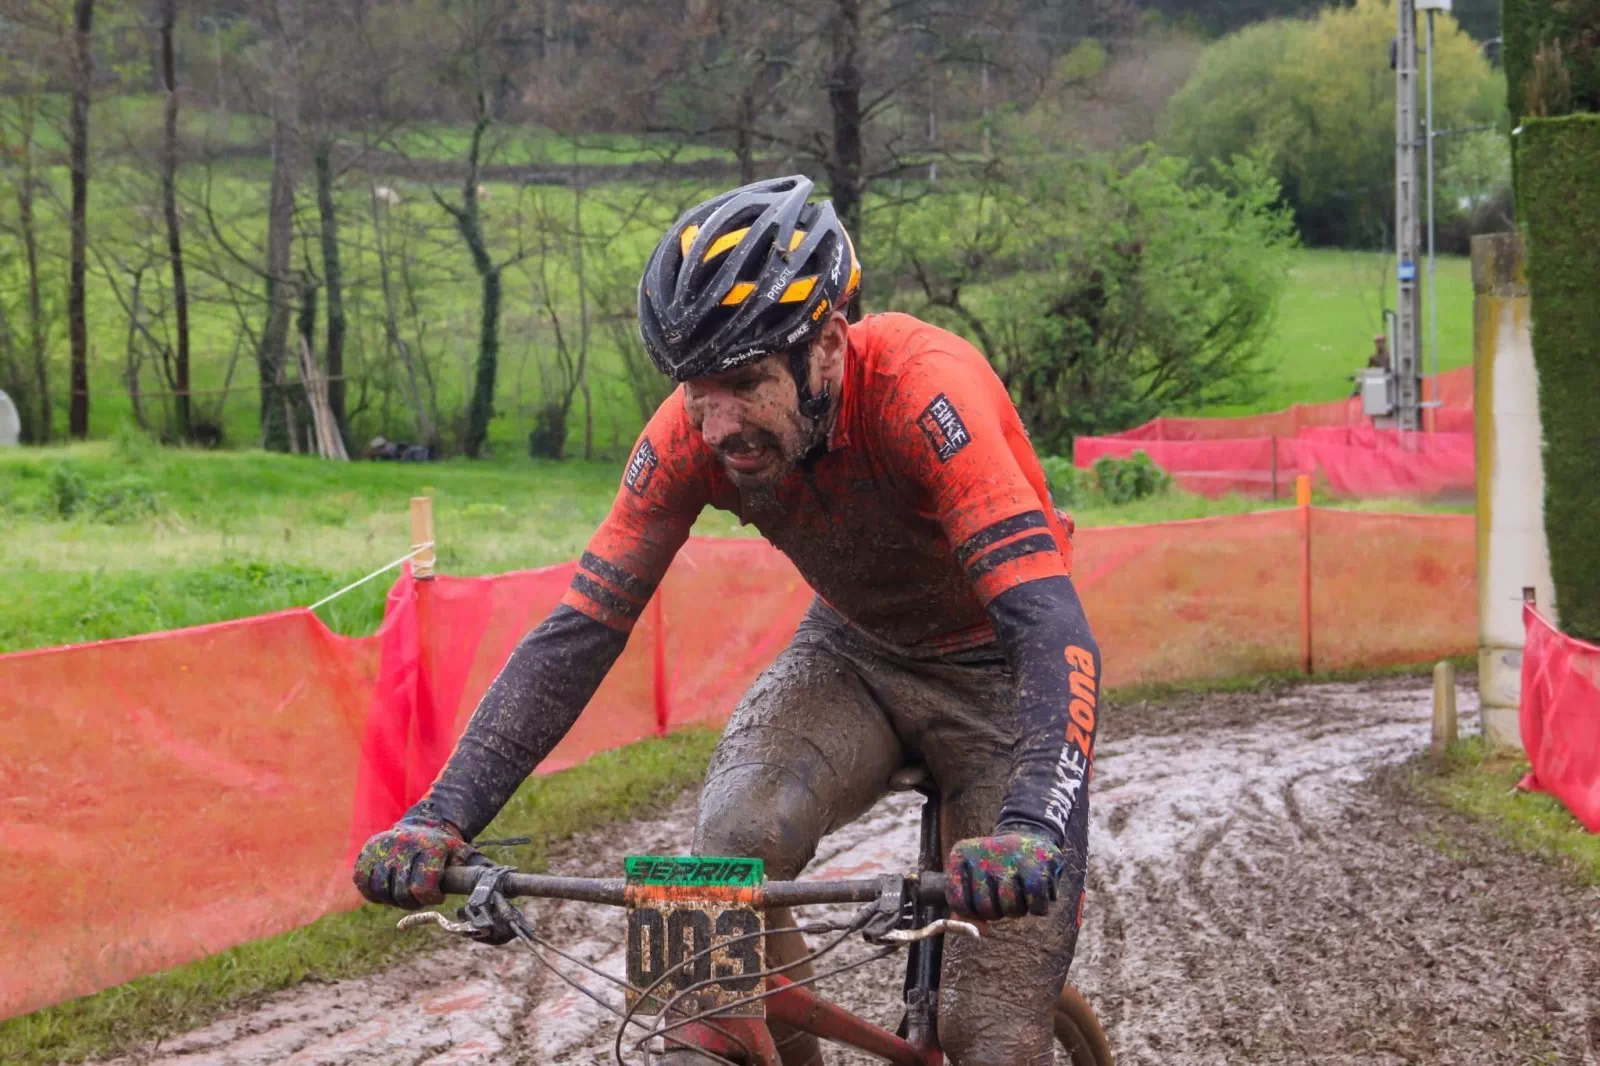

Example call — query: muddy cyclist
[355,175,1102,1066]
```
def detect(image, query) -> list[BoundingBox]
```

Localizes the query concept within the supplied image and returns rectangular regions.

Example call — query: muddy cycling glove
[353,809,486,910]
[945,826,1065,921]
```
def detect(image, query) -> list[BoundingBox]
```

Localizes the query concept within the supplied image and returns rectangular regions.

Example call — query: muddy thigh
[811,618,1086,1066]
[693,628,904,1066]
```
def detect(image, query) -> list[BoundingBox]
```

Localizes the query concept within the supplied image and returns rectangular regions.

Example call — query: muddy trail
[94,677,1600,1066]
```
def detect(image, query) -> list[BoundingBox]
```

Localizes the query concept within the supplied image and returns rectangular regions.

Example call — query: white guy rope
[308,542,434,613]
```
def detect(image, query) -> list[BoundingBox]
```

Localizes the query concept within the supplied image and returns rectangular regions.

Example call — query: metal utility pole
[1394,0,1423,432]
[1420,0,1452,430]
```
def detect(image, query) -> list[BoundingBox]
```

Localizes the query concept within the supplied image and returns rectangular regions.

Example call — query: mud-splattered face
[683,314,849,490]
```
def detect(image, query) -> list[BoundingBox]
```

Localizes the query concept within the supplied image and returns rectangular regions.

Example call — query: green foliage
[0,728,722,1066]
[880,146,1297,450]
[1092,452,1172,505]
[1159,19,1313,174]
[1517,112,1600,641]
[1162,0,1504,245]
[44,461,161,523]
[1503,0,1600,122]
[1040,452,1171,509]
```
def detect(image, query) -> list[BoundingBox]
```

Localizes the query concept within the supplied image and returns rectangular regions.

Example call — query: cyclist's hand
[353,815,483,910]
[944,826,1064,921]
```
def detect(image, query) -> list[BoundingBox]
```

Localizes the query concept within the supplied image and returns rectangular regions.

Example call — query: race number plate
[624,856,766,1018]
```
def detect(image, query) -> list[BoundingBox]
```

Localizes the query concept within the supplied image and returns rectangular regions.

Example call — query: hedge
[1502,0,1600,124]
[1517,112,1600,641]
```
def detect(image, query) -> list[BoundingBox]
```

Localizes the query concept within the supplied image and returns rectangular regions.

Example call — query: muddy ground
[94,677,1600,1066]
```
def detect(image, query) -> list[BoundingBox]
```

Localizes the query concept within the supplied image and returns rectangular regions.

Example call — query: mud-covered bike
[405,766,1113,1065]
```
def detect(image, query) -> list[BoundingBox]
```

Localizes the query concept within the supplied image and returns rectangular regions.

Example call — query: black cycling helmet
[637,175,861,390]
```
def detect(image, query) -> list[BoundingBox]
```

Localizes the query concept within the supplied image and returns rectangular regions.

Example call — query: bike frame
[662,780,948,1066]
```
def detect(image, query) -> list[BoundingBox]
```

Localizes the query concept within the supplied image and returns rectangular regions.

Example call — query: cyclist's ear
[809,312,850,389]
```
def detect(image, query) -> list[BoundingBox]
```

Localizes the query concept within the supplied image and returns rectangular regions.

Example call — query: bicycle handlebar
[438,866,948,907]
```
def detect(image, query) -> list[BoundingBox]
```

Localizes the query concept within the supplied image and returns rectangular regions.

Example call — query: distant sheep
[373,185,402,206]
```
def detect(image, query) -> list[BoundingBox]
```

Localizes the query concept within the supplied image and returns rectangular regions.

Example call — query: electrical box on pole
[1390,0,1425,432]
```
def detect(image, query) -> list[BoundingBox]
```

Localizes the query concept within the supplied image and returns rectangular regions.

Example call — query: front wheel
[1055,984,1114,1066]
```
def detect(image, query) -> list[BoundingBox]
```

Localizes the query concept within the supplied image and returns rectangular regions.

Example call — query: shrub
[1092,452,1172,504]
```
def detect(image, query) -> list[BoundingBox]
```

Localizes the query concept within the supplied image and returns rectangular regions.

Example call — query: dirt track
[95,677,1600,1066]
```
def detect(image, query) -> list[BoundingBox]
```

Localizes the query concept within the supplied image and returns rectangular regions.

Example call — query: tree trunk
[827,0,863,318]
[313,143,348,450]
[159,0,191,440]
[258,114,297,451]
[18,116,48,442]
[447,94,500,459]
[68,0,95,438]
[736,84,756,185]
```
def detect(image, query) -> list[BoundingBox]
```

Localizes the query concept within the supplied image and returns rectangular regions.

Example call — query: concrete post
[1473,233,1555,749]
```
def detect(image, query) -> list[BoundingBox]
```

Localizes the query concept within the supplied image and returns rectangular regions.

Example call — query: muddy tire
[1055,983,1113,1066]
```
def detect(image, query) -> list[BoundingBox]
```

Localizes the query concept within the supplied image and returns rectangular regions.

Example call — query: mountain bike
[404,765,1113,1065]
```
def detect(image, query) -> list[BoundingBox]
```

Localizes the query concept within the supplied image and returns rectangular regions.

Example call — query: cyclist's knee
[693,761,822,879]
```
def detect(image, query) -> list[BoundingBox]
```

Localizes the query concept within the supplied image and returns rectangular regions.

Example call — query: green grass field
[1198,248,1474,416]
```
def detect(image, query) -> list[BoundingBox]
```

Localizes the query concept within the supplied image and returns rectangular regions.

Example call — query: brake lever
[394,864,527,946]
[398,911,476,935]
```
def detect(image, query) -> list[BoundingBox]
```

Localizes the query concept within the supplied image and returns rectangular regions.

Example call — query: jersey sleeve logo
[624,437,660,496]
[917,394,972,463]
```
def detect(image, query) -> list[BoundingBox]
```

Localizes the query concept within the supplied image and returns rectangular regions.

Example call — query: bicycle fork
[901,778,945,1054]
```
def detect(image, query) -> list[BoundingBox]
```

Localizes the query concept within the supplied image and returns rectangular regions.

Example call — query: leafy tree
[877,144,1297,450]
[1161,0,1502,246]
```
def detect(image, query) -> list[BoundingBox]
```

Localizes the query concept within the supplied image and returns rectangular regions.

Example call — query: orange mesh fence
[1519,607,1600,833]
[1,514,1475,1019]
[0,611,379,1021]
[1307,509,1477,671]
[1075,367,1476,499]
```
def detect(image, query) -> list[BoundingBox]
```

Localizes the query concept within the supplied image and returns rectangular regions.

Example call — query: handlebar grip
[439,865,483,897]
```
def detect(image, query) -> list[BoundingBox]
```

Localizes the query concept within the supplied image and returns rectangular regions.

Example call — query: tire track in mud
[93,677,1600,1066]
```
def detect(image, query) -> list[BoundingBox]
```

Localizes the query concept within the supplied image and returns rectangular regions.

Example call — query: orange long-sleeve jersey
[417,312,1099,850]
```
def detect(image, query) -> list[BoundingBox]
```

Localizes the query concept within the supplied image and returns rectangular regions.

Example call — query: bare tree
[67,0,94,438]
[433,90,527,457]
[0,65,53,441]
[157,0,191,439]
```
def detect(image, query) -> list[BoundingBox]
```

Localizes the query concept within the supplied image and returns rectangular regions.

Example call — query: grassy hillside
[1199,248,1474,416]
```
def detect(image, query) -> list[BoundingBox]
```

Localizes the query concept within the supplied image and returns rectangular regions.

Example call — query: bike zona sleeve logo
[917,394,972,463]
[624,437,659,496]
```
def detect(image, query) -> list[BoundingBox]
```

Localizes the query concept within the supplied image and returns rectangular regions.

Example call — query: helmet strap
[787,344,833,432]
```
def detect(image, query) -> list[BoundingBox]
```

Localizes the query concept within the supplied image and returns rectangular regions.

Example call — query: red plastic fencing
[0,612,380,1023]
[0,514,1476,1020]
[1074,366,1476,498]
[1519,607,1600,833]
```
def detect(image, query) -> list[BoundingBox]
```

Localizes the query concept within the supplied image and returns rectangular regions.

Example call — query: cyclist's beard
[713,404,824,495]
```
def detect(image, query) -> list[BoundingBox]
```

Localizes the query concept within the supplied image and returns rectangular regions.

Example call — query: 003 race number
[624,856,766,1017]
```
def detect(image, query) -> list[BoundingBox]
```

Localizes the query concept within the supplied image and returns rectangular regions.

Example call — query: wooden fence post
[410,496,436,580]
[1298,474,1313,675]
[1431,661,1458,755]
